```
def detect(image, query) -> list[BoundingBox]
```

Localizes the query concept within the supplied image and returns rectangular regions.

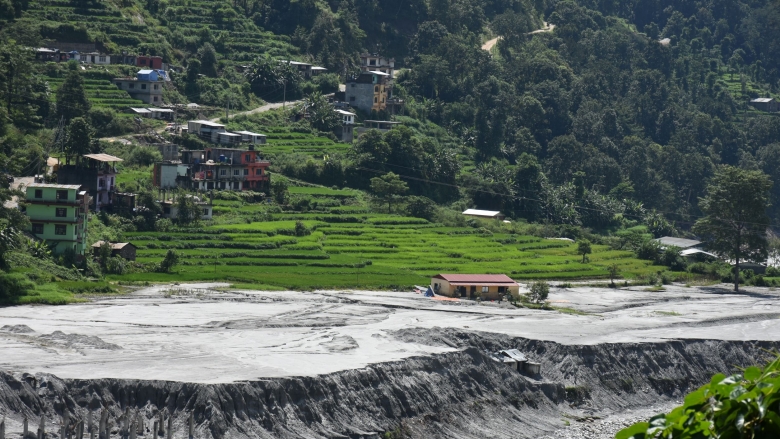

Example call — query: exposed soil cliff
[1,331,776,439]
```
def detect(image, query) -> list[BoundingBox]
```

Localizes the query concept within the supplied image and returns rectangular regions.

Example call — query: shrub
[636,240,661,261]
[158,250,180,273]
[0,273,34,304]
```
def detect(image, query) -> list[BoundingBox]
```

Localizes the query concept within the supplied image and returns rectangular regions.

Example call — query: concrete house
[187,120,226,143]
[91,241,137,261]
[179,147,270,192]
[431,274,520,300]
[233,131,267,145]
[57,154,123,212]
[78,52,111,65]
[360,53,395,78]
[750,98,779,112]
[113,70,164,104]
[152,162,190,189]
[335,109,356,143]
[25,183,89,255]
[345,71,391,113]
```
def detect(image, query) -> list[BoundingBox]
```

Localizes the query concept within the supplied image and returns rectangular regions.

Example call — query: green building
[25,183,89,255]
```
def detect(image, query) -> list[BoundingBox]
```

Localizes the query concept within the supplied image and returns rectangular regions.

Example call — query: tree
[176,195,201,226]
[577,240,592,263]
[158,249,180,273]
[63,117,93,161]
[406,196,437,221]
[0,219,19,269]
[271,176,289,205]
[370,172,408,213]
[527,281,549,304]
[56,68,91,122]
[693,166,772,292]
[98,241,112,271]
[607,263,621,287]
[301,91,340,132]
[198,43,218,77]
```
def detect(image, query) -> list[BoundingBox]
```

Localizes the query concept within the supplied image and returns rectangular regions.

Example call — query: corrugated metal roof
[751,98,775,103]
[434,274,517,284]
[92,241,135,249]
[27,183,82,189]
[680,248,718,258]
[463,209,501,217]
[335,109,356,115]
[655,236,702,248]
[190,120,225,128]
[234,130,266,136]
[84,153,123,162]
[499,349,527,362]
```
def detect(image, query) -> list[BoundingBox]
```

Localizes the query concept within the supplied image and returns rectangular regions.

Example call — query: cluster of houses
[34,43,166,70]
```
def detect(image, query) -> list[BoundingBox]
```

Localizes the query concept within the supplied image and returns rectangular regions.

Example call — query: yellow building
[431,274,520,300]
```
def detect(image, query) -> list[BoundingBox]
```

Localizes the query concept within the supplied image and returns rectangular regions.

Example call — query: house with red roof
[431,274,520,300]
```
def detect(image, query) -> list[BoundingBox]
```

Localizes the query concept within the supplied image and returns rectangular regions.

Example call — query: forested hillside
[2,0,780,231]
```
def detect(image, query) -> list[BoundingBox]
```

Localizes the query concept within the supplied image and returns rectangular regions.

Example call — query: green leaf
[615,422,649,439]
[744,366,762,381]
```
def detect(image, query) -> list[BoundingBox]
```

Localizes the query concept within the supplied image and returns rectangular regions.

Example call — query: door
[459,287,467,297]
[470,286,477,298]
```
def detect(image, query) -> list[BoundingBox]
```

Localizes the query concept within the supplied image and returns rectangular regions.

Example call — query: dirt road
[208,100,300,123]
[482,22,556,51]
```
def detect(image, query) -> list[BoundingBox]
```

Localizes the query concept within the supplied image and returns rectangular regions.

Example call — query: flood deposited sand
[1,283,779,383]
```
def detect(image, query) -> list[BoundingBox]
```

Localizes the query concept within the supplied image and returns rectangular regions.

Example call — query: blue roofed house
[113,70,164,104]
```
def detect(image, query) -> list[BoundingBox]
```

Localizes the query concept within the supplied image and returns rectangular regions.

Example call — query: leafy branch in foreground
[617,354,780,439]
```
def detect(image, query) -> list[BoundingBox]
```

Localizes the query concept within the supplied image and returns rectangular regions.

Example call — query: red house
[136,55,163,69]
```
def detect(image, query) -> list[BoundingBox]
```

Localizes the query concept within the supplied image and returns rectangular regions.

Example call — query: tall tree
[56,66,90,122]
[198,43,218,78]
[370,172,408,213]
[693,166,772,292]
[63,117,92,161]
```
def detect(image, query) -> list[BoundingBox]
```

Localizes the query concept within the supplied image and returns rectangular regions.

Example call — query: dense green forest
[2,0,780,232]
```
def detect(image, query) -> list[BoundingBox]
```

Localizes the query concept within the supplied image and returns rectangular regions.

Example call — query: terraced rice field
[114,199,656,289]
[45,76,144,109]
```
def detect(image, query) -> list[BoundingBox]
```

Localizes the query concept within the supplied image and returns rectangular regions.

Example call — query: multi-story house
[335,109,356,143]
[113,70,164,105]
[25,183,89,256]
[360,53,395,78]
[57,154,123,212]
[179,147,270,192]
[345,71,391,113]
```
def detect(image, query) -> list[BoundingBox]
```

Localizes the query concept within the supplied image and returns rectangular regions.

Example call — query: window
[34,189,42,199]
[140,59,147,65]
[245,155,251,162]
[370,59,376,65]
[374,97,378,103]
[55,224,66,236]
[153,84,158,90]
[203,209,209,216]
[256,169,263,175]
[80,55,86,61]
[163,206,171,215]
[56,190,68,201]
[129,83,135,89]
[498,286,506,293]
[141,84,147,90]
[234,182,240,189]
[374,86,379,92]
[98,179,104,188]
[99,56,106,62]
[220,169,226,176]
[32,224,43,234]
[153,96,158,102]
[55,208,67,218]
[481,286,489,293]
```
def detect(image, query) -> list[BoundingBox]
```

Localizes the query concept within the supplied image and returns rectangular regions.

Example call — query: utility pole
[283,78,287,110]
[225,97,230,120]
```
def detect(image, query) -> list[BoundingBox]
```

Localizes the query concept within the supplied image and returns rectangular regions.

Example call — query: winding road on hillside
[208,100,301,123]
[482,21,556,51]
